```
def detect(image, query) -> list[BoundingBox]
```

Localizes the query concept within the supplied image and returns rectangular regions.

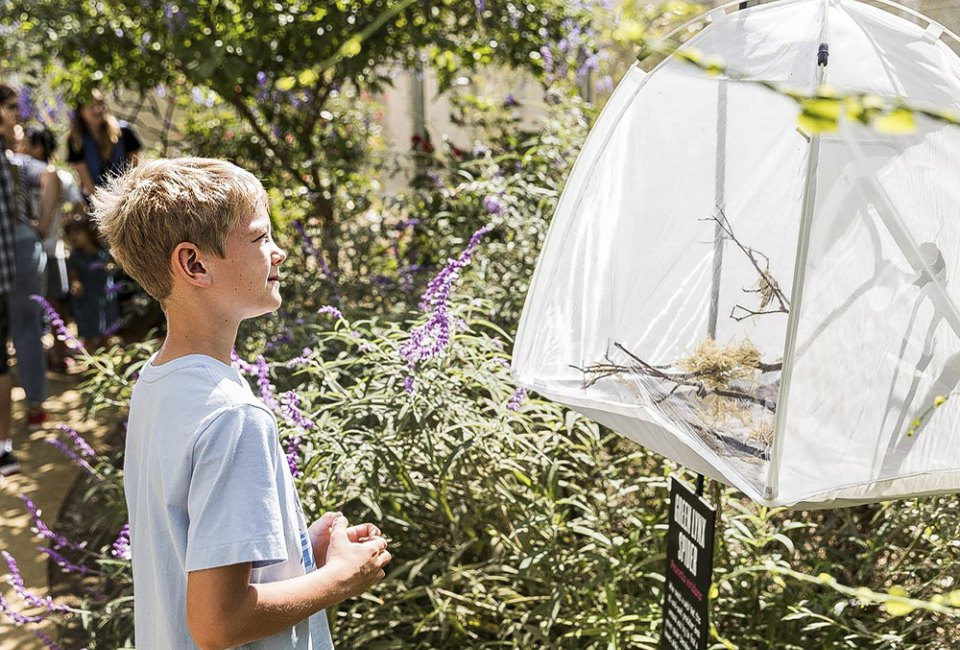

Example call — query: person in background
[0,86,20,476]
[1,83,60,437]
[19,126,84,370]
[65,215,117,351]
[67,88,142,196]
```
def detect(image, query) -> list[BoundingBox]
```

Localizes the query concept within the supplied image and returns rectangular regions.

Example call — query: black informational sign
[661,476,716,650]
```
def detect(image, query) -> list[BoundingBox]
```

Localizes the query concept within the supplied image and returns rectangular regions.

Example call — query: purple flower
[399,264,428,293]
[403,376,416,394]
[540,46,554,72]
[399,225,493,379]
[264,330,293,353]
[285,347,313,368]
[38,546,92,575]
[255,356,280,411]
[285,435,303,478]
[103,318,125,337]
[482,195,504,215]
[292,220,322,260]
[56,425,95,458]
[395,218,420,231]
[31,628,64,650]
[231,348,256,374]
[17,87,36,122]
[595,74,614,95]
[2,551,69,613]
[280,392,313,478]
[474,0,485,14]
[318,305,343,319]
[503,93,519,108]
[281,391,315,431]
[111,524,131,560]
[155,83,166,98]
[18,495,83,551]
[576,54,600,82]
[30,295,84,352]
[292,220,340,300]
[507,387,527,411]
[46,438,99,479]
[190,87,215,108]
[0,592,46,626]
[164,2,187,32]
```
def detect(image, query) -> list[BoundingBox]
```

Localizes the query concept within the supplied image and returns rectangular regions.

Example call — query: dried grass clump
[680,338,761,389]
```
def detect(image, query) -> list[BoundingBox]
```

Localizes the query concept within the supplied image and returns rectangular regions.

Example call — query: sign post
[661,476,717,650]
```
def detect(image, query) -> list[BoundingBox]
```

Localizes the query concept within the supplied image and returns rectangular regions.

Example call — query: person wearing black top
[67,88,143,196]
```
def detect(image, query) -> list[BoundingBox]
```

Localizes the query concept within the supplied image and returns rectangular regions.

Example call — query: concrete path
[1,371,113,650]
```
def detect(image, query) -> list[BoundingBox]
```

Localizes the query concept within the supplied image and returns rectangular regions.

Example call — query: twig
[703,209,790,320]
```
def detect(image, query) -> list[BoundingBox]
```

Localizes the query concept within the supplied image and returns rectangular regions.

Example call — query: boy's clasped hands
[310,512,392,596]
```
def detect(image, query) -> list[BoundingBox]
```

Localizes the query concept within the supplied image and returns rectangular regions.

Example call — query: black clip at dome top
[818,42,830,67]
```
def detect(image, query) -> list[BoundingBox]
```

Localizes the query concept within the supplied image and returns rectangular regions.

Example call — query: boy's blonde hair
[92,157,268,301]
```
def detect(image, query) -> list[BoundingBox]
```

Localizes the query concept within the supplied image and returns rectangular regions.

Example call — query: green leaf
[873,107,916,135]
[275,76,296,91]
[340,36,362,58]
[883,586,916,616]
[612,19,645,43]
[798,98,841,134]
[298,69,318,86]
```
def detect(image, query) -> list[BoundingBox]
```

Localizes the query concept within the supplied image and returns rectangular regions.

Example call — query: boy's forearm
[188,565,353,650]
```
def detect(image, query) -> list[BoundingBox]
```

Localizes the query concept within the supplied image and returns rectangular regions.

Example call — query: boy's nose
[273,244,287,265]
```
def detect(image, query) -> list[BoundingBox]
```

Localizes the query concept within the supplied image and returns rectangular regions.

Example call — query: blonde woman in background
[67,89,142,197]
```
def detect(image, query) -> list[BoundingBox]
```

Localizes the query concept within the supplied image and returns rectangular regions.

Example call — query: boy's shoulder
[133,353,269,422]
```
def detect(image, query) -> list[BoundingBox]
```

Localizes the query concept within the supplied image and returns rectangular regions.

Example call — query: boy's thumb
[331,514,348,534]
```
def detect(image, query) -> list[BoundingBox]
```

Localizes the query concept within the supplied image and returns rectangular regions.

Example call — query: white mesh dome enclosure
[512,0,960,507]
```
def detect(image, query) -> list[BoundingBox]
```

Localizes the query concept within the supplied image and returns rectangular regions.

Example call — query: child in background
[19,126,85,369]
[65,215,117,350]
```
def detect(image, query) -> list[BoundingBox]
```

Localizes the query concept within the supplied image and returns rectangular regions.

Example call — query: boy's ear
[172,243,212,288]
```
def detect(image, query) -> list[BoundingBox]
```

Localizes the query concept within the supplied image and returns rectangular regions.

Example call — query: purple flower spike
[400,225,493,375]
[2,551,70,613]
[231,348,256,374]
[45,438,99,479]
[482,195,504,215]
[111,524,131,560]
[30,295,84,352]
[31,629,64,650]
[281,391,316,432]
[507,387,527,411]
[318,305,343,319]
[255,356,279,411]
[56,425,95,458]
[0,592,46,626]
[38,546,92,575]
[18,495,83,551]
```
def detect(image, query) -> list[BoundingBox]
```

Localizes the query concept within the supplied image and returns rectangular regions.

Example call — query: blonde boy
[93,158,391,649]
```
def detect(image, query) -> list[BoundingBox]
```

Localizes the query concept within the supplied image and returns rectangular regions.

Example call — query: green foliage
[264,302,664,646]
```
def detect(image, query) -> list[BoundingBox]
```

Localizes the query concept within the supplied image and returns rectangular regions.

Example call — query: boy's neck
[155,305,240,367]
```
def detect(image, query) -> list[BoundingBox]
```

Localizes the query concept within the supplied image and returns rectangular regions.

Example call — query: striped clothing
[0,143,17,293]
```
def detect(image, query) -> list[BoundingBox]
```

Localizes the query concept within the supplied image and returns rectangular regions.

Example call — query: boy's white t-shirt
[124,353,334,649]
